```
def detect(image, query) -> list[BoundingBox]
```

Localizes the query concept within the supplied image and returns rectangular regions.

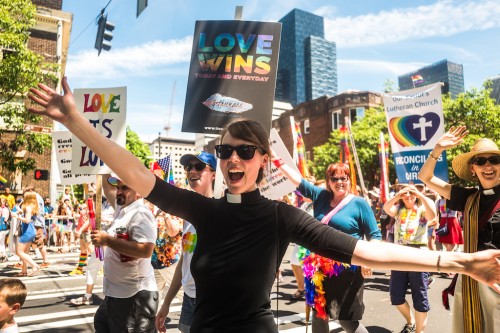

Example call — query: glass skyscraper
[275,9,338,106]
[398,59,465,98]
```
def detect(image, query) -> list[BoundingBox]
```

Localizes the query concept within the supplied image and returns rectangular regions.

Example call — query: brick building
[1,0,72,198]
[272,91,383,162]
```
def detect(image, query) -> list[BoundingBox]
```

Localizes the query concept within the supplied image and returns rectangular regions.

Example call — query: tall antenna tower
[164,81,176,136]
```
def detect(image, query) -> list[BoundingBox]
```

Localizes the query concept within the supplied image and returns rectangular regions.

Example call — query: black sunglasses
[214,145,264,160]
[471,156,500,166]
[330,176,349,182]
[184,162,208,172]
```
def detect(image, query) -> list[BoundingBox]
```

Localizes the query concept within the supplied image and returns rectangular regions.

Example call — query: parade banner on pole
[383,83,448,183]
[260,128,300,200]
[52,131,96,185]
[182,20,282,134]
[71,87,127,174]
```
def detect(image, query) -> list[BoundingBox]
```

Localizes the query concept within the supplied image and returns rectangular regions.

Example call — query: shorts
[34,228,45,248]
[94,290,159,333]
[389,270,430,312]
[178,292,196,332]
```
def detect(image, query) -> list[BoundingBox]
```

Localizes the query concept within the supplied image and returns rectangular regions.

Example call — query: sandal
[14,272,28,277]
[29,267,41,277]
[290,290,305,300]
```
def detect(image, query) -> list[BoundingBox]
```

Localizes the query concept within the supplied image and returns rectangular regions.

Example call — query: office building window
[304,119,310,134]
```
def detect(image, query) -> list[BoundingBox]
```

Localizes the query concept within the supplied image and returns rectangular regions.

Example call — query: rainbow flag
[293,121,310,178]
[411,74,424,85]
[0,175,6,184]
[378,134,390,203]
[339,126,358,194]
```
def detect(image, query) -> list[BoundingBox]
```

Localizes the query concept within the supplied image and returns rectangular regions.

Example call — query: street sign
[23,124,52,134]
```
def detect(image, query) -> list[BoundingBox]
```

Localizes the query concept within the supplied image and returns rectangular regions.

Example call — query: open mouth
[228,169,244,182]
[481,170,496,177]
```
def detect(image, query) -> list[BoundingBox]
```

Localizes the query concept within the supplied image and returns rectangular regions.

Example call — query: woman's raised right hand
[27,76,77,125]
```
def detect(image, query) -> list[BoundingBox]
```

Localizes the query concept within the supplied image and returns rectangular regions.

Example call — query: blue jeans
[178,292,196,333]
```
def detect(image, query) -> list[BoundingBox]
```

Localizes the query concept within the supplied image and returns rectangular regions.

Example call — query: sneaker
[40,262,50,268]
[69,296,93,306]
[427,276,435,289]
[68,268,83,276]
[400,323,416,333]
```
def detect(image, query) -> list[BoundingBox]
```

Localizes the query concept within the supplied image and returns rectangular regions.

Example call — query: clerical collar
[225,189,262,204]
[480,184,500,196]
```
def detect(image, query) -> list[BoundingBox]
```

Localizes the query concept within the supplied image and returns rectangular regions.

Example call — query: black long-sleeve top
[146,177,358,333]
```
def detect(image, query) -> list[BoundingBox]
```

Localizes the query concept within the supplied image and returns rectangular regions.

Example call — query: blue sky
[61,0,500,141]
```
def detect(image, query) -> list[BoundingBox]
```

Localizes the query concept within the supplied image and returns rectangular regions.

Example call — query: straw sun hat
[451,138,500,181]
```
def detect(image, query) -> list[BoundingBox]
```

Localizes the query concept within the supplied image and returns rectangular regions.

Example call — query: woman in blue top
[273,156,381,333]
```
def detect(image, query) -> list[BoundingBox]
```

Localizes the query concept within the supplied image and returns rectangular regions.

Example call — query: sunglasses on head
[329,176,349,182]
[184,162,208,172]
[214,145,263,160]
[471,155,500,166]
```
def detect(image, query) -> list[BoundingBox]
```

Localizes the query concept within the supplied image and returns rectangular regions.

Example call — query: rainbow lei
[298,247,358,319]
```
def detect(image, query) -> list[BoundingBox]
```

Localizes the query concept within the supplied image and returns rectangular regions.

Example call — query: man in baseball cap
[179,151,217,172]
[155,151,216,332]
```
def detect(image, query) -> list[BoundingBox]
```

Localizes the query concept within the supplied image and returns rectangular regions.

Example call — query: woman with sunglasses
[28,78,500,333]
[271,156,381,333]
[419,126,500,333]
[382,184,436,333]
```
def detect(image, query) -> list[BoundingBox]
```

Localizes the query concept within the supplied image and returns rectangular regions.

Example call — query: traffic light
[95,14,115,55]
[34,169,49,181]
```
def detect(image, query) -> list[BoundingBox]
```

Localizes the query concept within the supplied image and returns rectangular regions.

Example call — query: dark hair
[0,279,27,307]
[325,163,351,193]
[219,119,270,184]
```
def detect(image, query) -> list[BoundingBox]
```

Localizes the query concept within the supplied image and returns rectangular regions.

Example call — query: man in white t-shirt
[155,151,216,333]
[91,174,158,332]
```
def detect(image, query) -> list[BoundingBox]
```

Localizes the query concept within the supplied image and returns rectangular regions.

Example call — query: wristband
[436,254,441,273]
[429,152,440,160]
[273,158,285,168]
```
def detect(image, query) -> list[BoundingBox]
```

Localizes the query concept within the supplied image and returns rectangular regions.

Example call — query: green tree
[383,79,397,93]
[126,126,153,168]
[0,0,58,174]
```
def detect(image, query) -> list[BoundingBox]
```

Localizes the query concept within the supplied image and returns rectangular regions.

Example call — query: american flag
[157,155,171,174]
[157,155,175,185]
